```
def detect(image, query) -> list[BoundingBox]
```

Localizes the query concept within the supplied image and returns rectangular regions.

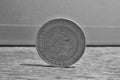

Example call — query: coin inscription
[36,18,85,67]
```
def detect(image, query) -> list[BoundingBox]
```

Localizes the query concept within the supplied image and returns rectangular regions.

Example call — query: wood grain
[0,47,120,80]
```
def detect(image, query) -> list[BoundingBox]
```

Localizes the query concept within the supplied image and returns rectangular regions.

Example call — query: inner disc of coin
[41,26,79,61]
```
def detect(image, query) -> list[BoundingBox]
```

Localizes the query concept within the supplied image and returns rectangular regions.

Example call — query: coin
[36,18,86,67]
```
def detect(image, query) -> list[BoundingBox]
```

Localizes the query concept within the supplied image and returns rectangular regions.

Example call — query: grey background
[0,0,120,45]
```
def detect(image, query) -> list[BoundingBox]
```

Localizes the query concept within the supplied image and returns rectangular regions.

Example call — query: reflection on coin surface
[36,18,86,67]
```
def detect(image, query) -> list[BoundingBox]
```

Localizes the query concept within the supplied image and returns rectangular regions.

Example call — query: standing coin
[36,18,86,67]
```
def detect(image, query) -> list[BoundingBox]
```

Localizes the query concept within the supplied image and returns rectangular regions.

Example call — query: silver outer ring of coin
[36,18,86,67]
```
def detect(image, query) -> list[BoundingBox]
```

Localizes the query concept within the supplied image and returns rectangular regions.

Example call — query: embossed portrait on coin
[42,26,79,61]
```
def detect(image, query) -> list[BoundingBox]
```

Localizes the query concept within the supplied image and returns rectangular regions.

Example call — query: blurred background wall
[0,0,120,45]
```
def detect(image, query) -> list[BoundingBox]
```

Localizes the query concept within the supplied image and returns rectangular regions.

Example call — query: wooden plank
[0,47,120,80]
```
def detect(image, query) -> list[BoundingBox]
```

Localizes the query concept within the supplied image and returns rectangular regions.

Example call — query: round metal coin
[36,18,86,67]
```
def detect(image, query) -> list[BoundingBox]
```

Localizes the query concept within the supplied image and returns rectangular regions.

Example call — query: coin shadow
[20,63,74,68]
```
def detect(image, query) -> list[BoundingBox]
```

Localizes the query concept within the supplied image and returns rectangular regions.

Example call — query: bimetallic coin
[36,18,86,67]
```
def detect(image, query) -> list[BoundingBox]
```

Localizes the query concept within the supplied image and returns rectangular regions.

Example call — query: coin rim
[36,18,86,67]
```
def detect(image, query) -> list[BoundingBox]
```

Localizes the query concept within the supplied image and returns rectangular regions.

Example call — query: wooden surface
[0,47,120,80]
